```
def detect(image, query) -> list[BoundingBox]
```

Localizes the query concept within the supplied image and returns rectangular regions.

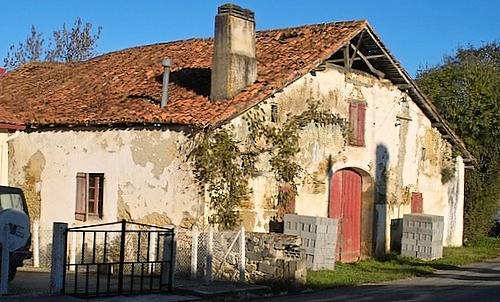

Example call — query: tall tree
[3,25,44,69]
[416,42,500,242]
[3,18,101,69]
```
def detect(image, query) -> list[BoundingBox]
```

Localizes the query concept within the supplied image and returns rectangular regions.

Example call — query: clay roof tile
[0,21,367,128]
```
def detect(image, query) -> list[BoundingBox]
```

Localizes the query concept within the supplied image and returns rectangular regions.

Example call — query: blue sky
[0,0,498,76]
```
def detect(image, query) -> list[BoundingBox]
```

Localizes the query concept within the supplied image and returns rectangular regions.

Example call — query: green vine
[245,99,347,219]
[187,99,347,229]
[441,158,456,184]
[188,127,256,230]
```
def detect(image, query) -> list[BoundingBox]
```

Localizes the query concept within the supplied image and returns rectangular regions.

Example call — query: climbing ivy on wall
[245,100,347,219]
[188,127,256,230]
[187,99,347,230]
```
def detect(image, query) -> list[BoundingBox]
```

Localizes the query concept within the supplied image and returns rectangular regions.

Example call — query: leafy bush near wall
[416,42,500,242]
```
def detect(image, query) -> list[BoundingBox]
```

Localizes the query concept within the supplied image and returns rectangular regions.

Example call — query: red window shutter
[75,173,88,221]
[277,183,296,219]
[411,192,423,213]
[349,102,366,146]
[94,175,100,216]
[357,103,366,146]
[349,102,359,145]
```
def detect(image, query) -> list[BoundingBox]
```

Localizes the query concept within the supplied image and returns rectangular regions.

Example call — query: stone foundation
[244,232,306,284]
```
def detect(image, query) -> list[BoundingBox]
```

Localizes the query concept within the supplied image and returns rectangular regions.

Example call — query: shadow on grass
[307,238,500,290]
[378,253,459,270]
[307,259,435,289]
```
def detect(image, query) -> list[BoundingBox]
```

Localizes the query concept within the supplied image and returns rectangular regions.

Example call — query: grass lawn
[307,237,500,289]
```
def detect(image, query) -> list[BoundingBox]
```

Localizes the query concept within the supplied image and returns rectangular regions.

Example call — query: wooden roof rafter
[324,26,477,166]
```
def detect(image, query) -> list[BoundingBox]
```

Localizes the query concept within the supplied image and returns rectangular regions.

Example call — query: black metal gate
[63,220,174,297]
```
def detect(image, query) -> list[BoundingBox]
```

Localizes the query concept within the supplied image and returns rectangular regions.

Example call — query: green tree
[3,18,101,69]
[416,42,500,242]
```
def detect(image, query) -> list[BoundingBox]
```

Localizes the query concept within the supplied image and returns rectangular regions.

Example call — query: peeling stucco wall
[9,128,202,230]
[229,64,464,250]
[0,131,12,185]
[7,65,464,253]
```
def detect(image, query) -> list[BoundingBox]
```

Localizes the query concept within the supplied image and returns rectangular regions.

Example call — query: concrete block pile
[401,214,444,260]
[283,214,338,270]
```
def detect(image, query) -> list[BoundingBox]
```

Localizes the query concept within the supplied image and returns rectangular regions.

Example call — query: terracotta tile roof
[0,106,24,130]
[0,69,24,129]
[0,21,366,128]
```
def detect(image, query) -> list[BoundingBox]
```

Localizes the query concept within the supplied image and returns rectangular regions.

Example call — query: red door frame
[329,169,362,262]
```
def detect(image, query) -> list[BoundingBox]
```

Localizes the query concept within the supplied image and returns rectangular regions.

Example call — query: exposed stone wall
[244,232,306,284]
[174,230,306,284]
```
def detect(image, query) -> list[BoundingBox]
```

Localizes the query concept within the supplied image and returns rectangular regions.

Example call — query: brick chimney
[210,3,257,101]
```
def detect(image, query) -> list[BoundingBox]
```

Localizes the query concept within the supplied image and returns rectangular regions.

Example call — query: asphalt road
[261,258,500,302]
[3,259,500,301]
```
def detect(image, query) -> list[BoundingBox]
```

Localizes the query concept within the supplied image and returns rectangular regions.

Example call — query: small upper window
[271,103,278,123]
[349,102,366,146]
[75,172,104,221]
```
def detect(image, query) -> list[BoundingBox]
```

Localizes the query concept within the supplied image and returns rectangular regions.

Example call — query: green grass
[307,237,500,289]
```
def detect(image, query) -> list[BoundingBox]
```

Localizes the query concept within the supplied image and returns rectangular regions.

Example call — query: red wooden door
[411,192,423,213]
[329,169,362,262]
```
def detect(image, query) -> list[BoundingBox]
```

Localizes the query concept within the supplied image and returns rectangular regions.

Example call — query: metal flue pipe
[161,58,172,108]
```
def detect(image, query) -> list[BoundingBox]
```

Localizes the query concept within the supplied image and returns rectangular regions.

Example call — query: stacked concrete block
[401,214,444,260]
[283,214,338,270]
[390,218,403,253]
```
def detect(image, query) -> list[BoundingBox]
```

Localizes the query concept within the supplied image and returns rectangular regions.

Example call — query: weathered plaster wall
[9,128,202,230]
[0,130,10,185]
[7,65,464,253]
[231,64,464,251]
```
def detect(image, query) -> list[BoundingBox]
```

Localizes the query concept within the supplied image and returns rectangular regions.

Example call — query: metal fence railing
[175,226,246,282]
[27,225,247,281]
[63,220,175,298]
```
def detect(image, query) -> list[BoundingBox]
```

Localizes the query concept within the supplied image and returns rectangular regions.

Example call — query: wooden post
[50,222,68,294]
[205,227,213,283]
[191,226,198,279]
[239,226,245,282]
[0,224,10,295]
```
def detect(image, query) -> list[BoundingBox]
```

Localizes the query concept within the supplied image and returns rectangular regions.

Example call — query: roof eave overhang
[362,24,477,166]
[215,22,476,166]
[0,122,25,131]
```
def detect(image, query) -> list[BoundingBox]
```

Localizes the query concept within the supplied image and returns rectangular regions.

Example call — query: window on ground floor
[75,172,104,221]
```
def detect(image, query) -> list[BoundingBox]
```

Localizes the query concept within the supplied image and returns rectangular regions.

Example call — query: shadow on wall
[374,144,389,257]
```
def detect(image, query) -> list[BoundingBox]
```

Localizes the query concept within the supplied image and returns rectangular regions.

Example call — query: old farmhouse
[0,4,474,261]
